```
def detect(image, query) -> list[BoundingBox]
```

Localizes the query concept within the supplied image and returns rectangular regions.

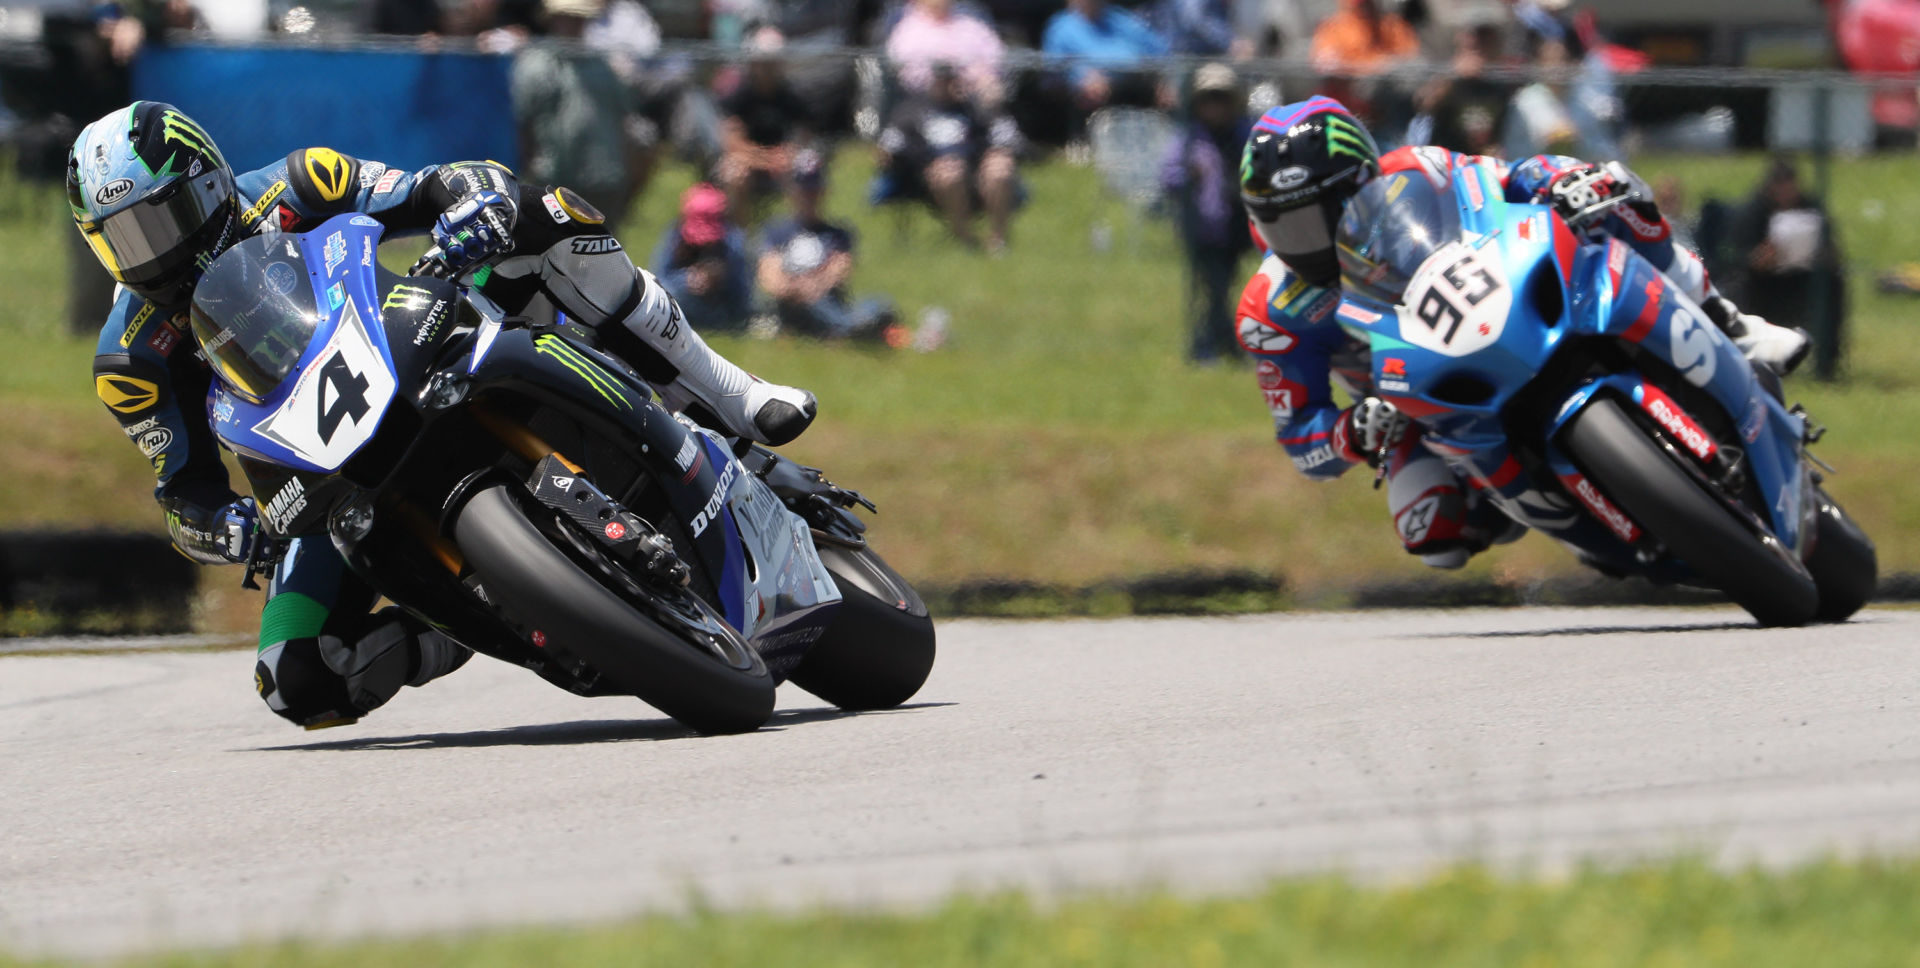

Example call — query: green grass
[6,149,1920,630]
[9,858,1920,967]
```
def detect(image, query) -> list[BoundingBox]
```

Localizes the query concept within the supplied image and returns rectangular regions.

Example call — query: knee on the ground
[255,638,361,728]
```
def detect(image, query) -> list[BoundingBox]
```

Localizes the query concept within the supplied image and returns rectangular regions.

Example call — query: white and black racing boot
[517,231,817,446]
[1703,295,1811,376]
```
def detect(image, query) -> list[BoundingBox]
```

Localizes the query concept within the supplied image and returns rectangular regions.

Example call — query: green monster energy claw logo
[1323,115,1375,164]
[535,334,631,410]
[144,110,223,179]
[383,285,434,313]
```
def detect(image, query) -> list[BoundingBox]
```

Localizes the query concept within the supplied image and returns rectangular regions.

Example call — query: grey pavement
[3,607,1919,957]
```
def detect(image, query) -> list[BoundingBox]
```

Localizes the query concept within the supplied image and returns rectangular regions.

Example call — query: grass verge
[7,858,1920,967]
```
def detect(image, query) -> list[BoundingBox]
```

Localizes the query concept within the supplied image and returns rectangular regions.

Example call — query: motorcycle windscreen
[1334,171,1463,310]
[190,233,323,405]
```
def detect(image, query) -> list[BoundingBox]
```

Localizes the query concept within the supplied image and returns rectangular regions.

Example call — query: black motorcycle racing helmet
[1240,96,1381,288]
[67,101,240,307]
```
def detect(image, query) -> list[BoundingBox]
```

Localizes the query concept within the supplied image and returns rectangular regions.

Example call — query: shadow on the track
[1415,621,1776,639]
[249,702,956,752]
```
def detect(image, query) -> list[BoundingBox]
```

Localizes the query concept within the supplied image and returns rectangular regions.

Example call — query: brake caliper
[526,454,689,586]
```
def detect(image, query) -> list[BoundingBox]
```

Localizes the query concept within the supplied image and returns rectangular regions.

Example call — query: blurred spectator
[1308,0,1418,76]
[1158,64,1252,363]
[717,27,813,216]
[1729,158,1846,379]
[886,0,1006,104]
[582,0,662,75]
[653,184,755,331]
[511,0,653,229]
[1502,34,1579,157]
[1407,24,1509,155]
[1154,0,1252,58]
[368,0,444,34]
[876,64,1023,251]
[1042,0,1171,113]
[1235,0,1312,58]
[757,150,901,343]
[444,0,542,50]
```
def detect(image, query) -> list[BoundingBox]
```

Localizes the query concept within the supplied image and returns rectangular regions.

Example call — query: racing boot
[1702,295,1811,376]
[648,323,818,446]
[517,224,817,446]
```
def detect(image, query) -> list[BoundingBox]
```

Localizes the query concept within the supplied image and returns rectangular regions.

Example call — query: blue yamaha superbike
[1331,165,1874,626]
[188,214,934,732]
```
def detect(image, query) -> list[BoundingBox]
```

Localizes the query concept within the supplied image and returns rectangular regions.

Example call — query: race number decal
[1396,241,1511,358]
[253,301,396,471]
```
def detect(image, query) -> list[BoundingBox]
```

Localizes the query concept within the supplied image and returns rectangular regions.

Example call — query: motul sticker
[1638,385,1718,461]
[1560,472,1640,542]
[604,521,627,540]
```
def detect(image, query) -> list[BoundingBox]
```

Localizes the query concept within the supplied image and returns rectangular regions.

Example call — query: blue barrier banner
[131,44,517,175]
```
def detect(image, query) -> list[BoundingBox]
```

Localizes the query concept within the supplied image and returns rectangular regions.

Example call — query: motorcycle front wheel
[1560,396,1819,628]
[453,482,776,734]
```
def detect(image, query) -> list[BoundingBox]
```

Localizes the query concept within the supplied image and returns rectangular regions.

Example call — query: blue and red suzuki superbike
[188,214,934,732]
[1332,166,1874,626]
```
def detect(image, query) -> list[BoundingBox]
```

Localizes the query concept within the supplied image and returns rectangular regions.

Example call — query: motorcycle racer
[68,101,817,728]
[1234,96,1811,568]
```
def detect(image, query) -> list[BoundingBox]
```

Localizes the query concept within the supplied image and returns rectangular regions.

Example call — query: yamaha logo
[1271,166,1312,191]
[94,178,134,207]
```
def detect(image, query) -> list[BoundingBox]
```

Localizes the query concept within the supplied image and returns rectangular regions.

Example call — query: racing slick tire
[1805,487,1876,623]
[1561,396,1819,628]
[453,482,775,734]
[787,542,936,710]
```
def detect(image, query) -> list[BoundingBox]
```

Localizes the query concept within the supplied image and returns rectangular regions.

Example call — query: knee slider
[256,639,360,728]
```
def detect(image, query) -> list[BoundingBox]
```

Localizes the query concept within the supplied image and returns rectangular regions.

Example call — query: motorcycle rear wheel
[1561,397,1819,628]
[453,482,776,734]
[787,542,936,710]
[1805,488,1876,623]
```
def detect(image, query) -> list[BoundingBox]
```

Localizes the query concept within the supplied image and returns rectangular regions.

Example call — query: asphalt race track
[5,607,1920,957]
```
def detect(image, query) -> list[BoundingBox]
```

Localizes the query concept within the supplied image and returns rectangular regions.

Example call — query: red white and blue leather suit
[1233,147,1719,565]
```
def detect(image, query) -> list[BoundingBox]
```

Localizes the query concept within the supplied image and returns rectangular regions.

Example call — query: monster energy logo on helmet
[1322,114,1376,164]
[138,104,224,179]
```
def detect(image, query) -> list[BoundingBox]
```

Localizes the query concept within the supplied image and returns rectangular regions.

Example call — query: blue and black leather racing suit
[1232,146,1721,566]
[92,149,688,728]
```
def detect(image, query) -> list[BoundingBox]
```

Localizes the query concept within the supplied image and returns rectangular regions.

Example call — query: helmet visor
[1253,197,1344,286]
[80,167,235,282]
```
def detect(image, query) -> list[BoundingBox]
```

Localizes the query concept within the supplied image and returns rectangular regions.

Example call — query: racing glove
[1333,396,1407,468]
[1546,161,1661,231]
[426,190,517,276]
[165,496,261,565]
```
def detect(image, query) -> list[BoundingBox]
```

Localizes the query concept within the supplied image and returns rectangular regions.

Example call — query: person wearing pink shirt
[886,0,1006,104]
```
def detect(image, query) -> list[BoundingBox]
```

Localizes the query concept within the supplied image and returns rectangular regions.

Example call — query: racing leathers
[91,148,804,727]
[1233,147,1738,568]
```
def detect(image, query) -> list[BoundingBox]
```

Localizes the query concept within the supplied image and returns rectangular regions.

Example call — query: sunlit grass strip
[10,858,1920,968]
